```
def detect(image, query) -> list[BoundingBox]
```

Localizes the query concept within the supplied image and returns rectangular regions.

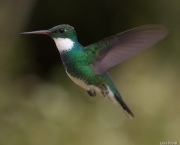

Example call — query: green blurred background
[0,0,180,145]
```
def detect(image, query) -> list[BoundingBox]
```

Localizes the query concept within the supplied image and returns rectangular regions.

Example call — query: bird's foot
[87,90,96,97]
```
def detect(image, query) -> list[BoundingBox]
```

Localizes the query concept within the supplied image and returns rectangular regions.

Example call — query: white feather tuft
[53,38,74,52]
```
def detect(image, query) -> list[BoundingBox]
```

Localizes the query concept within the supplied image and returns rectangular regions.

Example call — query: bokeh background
[0,0,180,145]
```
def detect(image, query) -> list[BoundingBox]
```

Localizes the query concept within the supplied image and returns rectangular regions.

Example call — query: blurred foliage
[0,0,180,145]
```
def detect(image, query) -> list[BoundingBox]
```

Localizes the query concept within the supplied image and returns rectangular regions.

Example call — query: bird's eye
[59,28,65,33]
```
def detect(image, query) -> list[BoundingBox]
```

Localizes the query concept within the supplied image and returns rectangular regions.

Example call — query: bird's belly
[66,71,102,95]
[66,71,90,90]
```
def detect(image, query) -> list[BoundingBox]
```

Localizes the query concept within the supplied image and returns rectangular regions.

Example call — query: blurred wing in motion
[85,25,168,74]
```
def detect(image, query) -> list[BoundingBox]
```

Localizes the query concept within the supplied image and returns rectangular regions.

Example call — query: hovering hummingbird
[20,24,168,118]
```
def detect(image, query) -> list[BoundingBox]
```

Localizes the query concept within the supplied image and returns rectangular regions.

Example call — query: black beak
[20,30,50,35]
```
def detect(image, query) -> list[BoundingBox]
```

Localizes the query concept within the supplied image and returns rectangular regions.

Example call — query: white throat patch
[53,38,74,52]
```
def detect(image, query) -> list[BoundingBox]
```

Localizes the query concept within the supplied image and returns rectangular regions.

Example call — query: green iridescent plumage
[20,24,168,119]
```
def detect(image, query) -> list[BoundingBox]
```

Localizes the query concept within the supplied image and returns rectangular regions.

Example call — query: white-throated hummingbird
[20,24,168,118]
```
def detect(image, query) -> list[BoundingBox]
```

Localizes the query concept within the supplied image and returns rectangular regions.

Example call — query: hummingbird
[20,24,168,119]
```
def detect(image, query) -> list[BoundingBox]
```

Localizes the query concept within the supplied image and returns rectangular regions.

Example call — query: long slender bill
[20,30,50,35]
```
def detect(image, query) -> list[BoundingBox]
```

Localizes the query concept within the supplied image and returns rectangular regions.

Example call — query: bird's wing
[84,25,168,74]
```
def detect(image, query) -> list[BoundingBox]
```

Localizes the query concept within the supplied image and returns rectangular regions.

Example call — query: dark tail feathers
[114,95,134,119]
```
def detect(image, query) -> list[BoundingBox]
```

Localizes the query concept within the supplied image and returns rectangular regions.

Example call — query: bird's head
[20,24,77,52]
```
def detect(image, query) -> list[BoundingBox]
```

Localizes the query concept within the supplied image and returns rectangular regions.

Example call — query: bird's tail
[114,94,134,119]
[100,72,134,118]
